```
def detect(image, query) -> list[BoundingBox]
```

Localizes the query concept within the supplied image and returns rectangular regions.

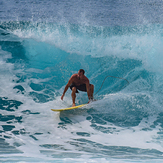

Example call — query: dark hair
[79,69,85,74]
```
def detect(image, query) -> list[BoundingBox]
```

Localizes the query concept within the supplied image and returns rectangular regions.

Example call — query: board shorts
[70,84,91,93]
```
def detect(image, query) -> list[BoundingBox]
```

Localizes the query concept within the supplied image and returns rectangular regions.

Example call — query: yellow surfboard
[51,104,87,112]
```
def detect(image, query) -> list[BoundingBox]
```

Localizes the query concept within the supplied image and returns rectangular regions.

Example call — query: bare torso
[70,74,89,86]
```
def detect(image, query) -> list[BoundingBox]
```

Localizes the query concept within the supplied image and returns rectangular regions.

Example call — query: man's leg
[71,87,77,106]
[90,84,94,99]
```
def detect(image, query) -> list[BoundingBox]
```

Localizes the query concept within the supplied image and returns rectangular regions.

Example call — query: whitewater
[0,0,163,162]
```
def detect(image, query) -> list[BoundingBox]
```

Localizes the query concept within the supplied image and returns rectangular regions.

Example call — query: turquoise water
[0,0,163,162]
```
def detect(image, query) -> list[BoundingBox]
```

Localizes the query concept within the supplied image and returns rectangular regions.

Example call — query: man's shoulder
[70,74,78,80]
[71,74,78,78]
[84,75,89,82]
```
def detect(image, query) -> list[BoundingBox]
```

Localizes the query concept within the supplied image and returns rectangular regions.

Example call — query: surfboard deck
[51,103,87,112]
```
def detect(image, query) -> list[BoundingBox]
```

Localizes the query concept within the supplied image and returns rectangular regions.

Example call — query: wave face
[1,0,163,162]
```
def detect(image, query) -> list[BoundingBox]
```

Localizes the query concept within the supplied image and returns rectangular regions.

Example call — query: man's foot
[88,98,96,103]
[72,103,76,107]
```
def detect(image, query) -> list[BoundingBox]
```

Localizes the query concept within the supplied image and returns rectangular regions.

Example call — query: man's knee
[91,84,94,90]
[72,87,77,93]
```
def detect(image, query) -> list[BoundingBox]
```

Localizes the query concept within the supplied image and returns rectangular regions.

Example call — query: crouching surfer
[61,69,94,107]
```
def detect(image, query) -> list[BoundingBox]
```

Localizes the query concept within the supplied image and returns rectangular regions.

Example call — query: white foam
[11,23,163,75]
[1,80,163,161]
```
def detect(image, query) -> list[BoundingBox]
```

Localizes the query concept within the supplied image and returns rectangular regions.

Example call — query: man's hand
[61,94,64,100]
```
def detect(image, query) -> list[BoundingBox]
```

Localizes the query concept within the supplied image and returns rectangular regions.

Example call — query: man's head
[79,69,85,75]
[78,69,85,79]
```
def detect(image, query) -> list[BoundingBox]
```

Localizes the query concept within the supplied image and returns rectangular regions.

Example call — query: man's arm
[86,82,91,101]
[61,77,73,100]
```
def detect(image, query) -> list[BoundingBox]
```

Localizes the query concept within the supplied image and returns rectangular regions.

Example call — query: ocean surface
[0,0,163,162]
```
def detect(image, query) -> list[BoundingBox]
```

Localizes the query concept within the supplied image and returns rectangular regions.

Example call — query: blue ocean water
[0,0,163,162]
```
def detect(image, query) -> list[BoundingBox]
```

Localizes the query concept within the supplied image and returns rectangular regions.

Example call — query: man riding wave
[61,69,94,106]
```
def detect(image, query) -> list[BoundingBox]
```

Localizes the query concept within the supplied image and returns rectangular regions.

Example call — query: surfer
[61,69,94,106]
